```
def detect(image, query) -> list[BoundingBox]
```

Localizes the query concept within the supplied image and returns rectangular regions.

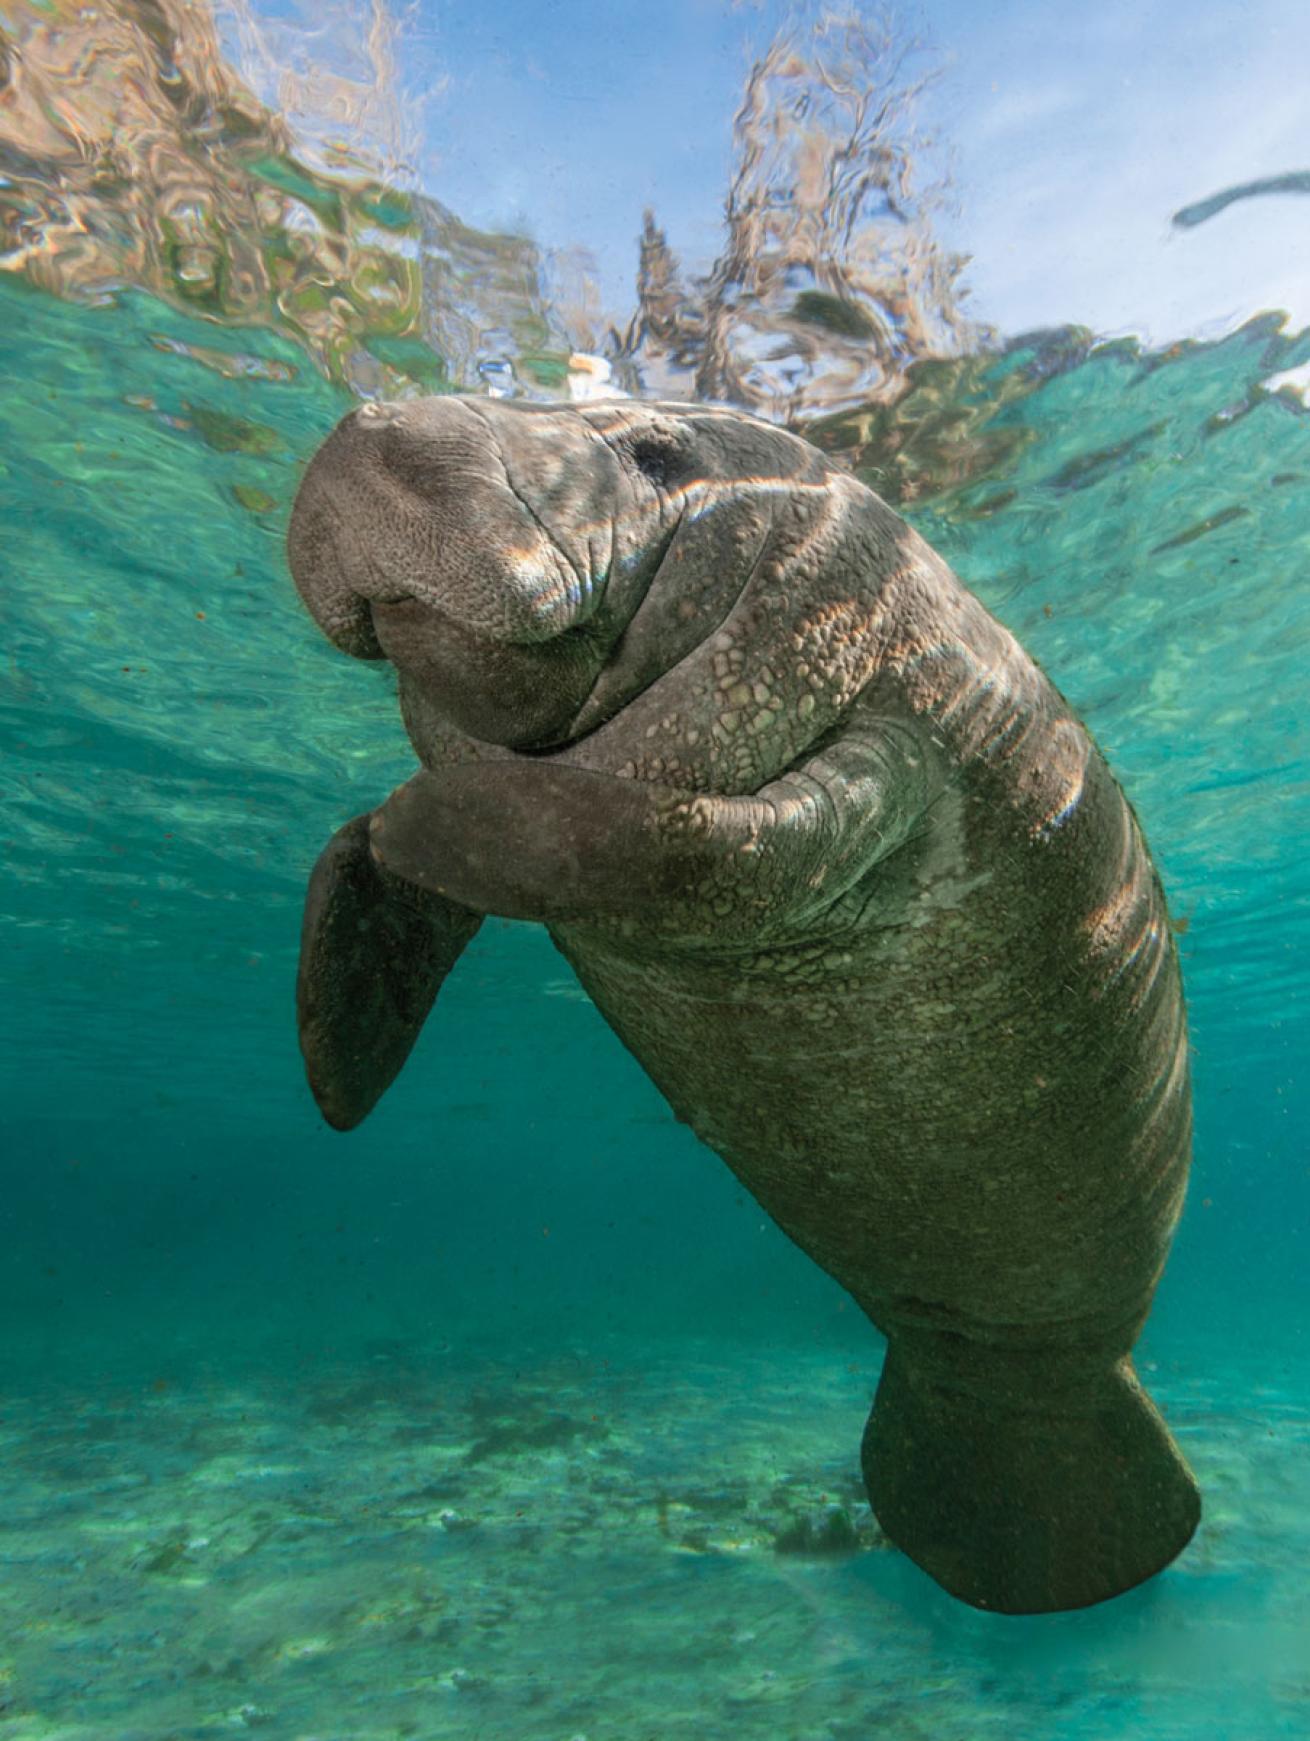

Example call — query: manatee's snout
[288,395,646,748]
[289,395,594,652]
[286,405,394,661]
[288,393,822,752]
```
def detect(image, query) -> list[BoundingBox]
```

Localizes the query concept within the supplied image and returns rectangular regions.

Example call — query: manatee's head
[288,395,830,750]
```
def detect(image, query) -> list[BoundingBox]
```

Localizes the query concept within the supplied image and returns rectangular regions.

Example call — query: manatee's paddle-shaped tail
[297,813,482,1130]
[862,1330,1201,1613]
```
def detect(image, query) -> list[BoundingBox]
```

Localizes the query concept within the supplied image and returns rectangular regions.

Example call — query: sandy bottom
[1,1338,1306,1740]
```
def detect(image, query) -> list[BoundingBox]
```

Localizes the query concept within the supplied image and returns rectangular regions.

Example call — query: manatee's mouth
[361,501,687,753]
[368,592,611,751]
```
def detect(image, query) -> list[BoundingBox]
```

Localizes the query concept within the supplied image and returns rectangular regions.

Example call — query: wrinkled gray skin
[287,394,1200,1614]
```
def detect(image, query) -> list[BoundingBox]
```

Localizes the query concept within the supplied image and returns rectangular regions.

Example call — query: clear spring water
[1,2,1308,1736]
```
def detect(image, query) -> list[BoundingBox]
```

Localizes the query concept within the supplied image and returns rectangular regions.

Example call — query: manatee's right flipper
[862,1332,1201,1614]
[297,814,482,1131]
[369,722,939,937]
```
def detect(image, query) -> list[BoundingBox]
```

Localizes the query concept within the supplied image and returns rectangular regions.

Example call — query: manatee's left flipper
[369,722,938,935]
[298,814,483,1130]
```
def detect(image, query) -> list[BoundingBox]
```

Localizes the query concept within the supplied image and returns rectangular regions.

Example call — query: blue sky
[234,0,1310,346]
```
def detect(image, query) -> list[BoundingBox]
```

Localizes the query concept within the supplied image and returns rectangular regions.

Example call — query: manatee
[287,394,1200,1614]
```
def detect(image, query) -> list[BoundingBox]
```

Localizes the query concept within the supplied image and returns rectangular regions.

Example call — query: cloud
[932,0,1310,339]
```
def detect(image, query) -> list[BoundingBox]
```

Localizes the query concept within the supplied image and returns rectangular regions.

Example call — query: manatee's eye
[627,432,690,489]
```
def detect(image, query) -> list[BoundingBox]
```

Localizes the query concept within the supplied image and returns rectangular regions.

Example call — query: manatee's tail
[862,1334,1200,1613]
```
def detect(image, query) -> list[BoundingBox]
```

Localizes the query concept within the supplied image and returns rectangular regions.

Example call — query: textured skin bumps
[288,395,1200,1614]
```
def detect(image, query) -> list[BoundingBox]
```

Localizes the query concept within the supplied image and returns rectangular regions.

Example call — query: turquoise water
[4,2,1310,1734]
